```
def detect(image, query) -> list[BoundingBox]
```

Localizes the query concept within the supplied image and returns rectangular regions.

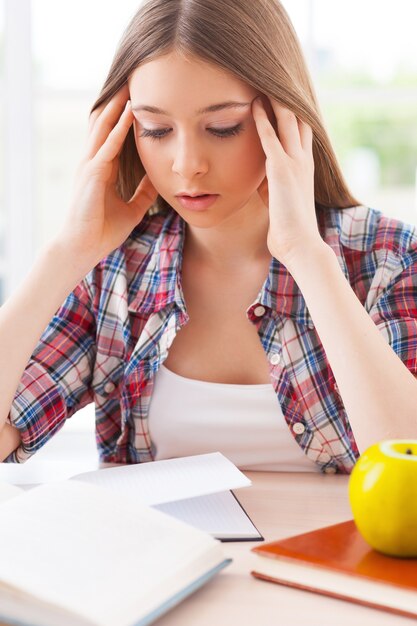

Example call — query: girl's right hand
[59,84,158,265]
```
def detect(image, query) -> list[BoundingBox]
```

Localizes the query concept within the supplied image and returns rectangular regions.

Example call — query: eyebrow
[131,101,252,115]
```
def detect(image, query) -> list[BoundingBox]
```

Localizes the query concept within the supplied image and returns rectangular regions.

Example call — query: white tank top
[148,364,319,472]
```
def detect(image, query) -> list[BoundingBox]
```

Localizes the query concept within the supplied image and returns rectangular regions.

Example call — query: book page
[0,480,225,626]
[155,490,262,539]
[71,452,251,505]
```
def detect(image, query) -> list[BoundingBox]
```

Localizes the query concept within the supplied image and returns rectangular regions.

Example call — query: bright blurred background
[1,0,417,301]
[0,0,416,472]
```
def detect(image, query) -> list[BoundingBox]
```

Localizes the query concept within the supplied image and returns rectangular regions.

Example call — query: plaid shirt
[6,205,417,473]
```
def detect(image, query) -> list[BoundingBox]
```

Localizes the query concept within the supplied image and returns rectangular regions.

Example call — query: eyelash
[139,123,244,141]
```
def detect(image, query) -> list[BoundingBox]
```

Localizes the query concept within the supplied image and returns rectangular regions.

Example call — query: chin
[180,211,249,230]
[173,211,225,228]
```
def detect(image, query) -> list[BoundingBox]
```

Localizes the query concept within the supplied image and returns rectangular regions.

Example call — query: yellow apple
[348,439,417,557]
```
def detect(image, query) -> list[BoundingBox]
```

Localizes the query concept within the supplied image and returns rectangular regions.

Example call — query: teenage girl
[1,0,416,473]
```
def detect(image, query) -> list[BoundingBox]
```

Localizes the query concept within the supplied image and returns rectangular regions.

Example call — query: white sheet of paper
[70,452,251,505]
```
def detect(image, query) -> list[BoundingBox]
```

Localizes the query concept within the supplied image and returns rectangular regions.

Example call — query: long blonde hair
[91,0,359,212]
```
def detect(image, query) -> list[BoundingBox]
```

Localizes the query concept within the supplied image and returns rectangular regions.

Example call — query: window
[309,0,417,223]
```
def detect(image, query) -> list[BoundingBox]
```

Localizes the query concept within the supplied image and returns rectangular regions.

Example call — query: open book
[1,452,262,541]
[0,453,256,626]
[0,479,230,626]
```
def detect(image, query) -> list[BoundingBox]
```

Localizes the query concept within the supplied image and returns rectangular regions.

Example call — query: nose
[171,132,209,179]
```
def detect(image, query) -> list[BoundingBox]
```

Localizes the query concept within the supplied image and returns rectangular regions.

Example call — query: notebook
[70,452,263,541]
[251,519,417,619]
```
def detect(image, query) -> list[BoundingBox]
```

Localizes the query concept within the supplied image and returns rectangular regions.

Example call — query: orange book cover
[251,520,417,619]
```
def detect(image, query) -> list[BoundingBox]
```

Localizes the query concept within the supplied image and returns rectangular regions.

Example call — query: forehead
[128,52,257,111]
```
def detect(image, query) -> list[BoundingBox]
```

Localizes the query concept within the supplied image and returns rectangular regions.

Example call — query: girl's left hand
[252,96,322,267]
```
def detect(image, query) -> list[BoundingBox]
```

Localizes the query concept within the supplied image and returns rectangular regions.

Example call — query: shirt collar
[127,206,352,329]
[253,208,352,329]
[257,257,315,328]
[127,208,187,316]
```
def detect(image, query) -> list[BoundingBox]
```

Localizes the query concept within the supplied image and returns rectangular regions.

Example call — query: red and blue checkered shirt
[5,204,417,473]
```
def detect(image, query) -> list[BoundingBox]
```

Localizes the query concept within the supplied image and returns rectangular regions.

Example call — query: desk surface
[0,469,412,626]
[152,471,413,626]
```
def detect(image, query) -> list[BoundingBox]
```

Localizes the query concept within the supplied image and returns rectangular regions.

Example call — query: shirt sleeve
[3,279,96,463]
[368,244,417,375]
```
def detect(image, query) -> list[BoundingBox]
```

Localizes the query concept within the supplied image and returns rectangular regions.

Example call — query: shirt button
[254,305,266,317]
[292,422,305,435]
[104,382,116,394]
[324,466,337,474]
[269,352,281,365]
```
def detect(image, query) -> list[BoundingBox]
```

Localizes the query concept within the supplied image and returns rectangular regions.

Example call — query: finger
[109,155,119,186]
[87,93,130,157]
[269,101,303,158]
[88,105,104,134]
[252,98,285,159]
[297,118,314,155]
[86,85,130,158]
[127,174,159,218]
[92,101,134,164]
[88,83,130,134]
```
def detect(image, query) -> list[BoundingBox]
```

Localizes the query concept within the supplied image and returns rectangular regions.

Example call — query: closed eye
[139,123,244,141]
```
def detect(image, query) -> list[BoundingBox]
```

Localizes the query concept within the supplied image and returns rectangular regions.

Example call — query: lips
[176,192,214,198]
[176,194,219,211]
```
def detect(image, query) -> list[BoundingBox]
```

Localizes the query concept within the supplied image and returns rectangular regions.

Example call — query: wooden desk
[0,469,411,625]
[153,471,413,626]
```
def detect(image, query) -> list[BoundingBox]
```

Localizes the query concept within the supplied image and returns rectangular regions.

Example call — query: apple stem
[405,448,413,455]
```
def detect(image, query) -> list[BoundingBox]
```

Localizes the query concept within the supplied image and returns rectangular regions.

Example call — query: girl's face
[128,51,267,228]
